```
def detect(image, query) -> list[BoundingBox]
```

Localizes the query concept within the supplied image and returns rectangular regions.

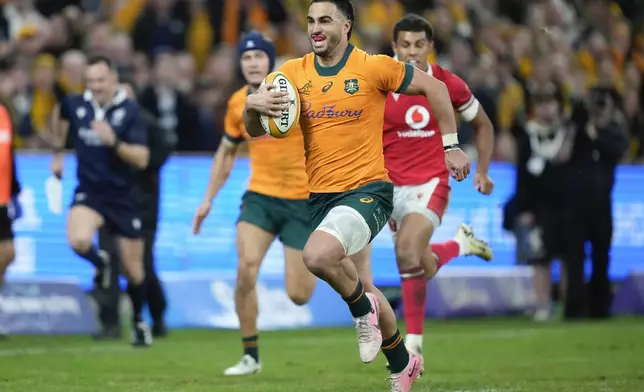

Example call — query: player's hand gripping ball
[259,72,300,138]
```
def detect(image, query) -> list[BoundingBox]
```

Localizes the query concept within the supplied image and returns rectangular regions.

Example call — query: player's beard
[314,34,341,58]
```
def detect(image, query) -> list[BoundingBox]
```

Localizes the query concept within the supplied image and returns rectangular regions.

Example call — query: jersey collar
[83,88,127,107]
[314,44,354,77]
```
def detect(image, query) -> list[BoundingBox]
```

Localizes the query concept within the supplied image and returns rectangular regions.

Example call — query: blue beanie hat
[238,32,276,76]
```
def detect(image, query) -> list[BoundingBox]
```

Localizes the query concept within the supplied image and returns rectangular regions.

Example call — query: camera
[588,87,619,113]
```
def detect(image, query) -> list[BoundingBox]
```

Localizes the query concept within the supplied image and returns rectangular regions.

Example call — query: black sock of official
[242,335,259,362]
[342,280,372,318]
[127,280,147,324]
[382,330,410,374]
[75,246,104,269]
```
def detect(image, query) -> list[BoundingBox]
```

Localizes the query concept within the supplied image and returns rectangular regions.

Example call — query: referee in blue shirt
[50,56,152,347]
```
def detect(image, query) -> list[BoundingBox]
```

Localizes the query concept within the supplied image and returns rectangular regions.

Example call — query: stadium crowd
[0,0,642,161]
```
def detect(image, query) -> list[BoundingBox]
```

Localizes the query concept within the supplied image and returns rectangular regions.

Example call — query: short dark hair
[393,14,434,42]
[310,0,355,40]
[87,55,114,70]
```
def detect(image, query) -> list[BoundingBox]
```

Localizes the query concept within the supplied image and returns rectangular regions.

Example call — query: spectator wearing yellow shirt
[17,53,65,149]
[496,54,525,162]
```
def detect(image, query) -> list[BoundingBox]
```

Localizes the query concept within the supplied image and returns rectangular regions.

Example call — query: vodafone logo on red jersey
[396,105,435,138]
[405,105,430,129]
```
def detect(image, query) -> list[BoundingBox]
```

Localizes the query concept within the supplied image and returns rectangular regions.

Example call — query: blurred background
[2,0,642,157]
[1,0,644,335]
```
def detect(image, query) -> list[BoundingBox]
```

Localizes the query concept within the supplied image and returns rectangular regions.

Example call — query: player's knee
[287,285,313,306]
[304,206,370,276]
[68,232,93,254]
[236,259,260,294]
[395,237,423,272]
[420,250,439,279]
[303,237,337,277]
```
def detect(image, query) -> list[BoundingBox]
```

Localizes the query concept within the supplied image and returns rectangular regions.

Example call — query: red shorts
[388,176,451,237]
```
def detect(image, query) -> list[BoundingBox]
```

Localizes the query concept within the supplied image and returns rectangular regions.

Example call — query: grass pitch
[0,318,642,392]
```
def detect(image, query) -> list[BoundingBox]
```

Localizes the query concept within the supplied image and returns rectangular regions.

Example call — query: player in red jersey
[384,14,496,360]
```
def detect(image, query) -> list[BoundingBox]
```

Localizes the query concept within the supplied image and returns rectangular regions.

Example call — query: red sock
[431,240,461,269]
[400,267,426,335]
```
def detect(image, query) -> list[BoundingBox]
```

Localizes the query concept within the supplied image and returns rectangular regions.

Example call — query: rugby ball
[259,72,300,138]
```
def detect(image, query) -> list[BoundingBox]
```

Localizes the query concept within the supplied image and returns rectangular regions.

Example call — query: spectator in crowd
[18,53,65,149]
[138,49,199,152]
[514,85,571,322]
[563,86,630,320]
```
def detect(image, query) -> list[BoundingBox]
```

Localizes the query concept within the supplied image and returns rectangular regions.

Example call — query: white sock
[454,232,469,256]
[405,333,423,349]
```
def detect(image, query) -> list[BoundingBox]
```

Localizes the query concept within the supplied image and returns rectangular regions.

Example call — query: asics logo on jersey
[321,81,333,93]
[301,101,363,120]
[359,197,374,203]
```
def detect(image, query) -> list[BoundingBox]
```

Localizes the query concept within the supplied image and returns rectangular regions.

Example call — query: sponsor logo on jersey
[405,105,430,129]
[396,105,435,138]
[300,101,363,120]
[344,79,359,94]
[322,81,333,93]
[396,130,436,138]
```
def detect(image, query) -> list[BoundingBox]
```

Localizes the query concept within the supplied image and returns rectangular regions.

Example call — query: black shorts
[518,207,564,265]
[71,186,141,239]
[0,206,13,241]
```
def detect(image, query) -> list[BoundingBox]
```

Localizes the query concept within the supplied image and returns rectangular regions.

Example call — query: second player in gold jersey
[192,32,316,377]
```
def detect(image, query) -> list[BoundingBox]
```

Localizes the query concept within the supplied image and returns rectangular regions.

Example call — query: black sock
[75,246,104,269]
[127,280,147,324]
[242,335,259,362]
[382,330,410,374]
[342,280,372,318]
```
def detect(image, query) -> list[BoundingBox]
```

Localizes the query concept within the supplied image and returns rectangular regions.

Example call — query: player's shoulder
[352,47,392,66]
[279,56,307,74]
[429,64,453,81]
[228,85,250,105]
[430,64,467,86]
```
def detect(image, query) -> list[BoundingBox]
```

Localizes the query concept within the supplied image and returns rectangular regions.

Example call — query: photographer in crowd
[563,86,630,320]
[93,83,176,340]
[514,86,571,322]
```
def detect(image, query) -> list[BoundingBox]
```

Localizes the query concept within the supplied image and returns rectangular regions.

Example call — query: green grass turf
[0,318,643,392]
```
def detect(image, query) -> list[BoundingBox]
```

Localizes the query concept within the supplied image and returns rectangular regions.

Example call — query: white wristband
[442,133,459,147]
